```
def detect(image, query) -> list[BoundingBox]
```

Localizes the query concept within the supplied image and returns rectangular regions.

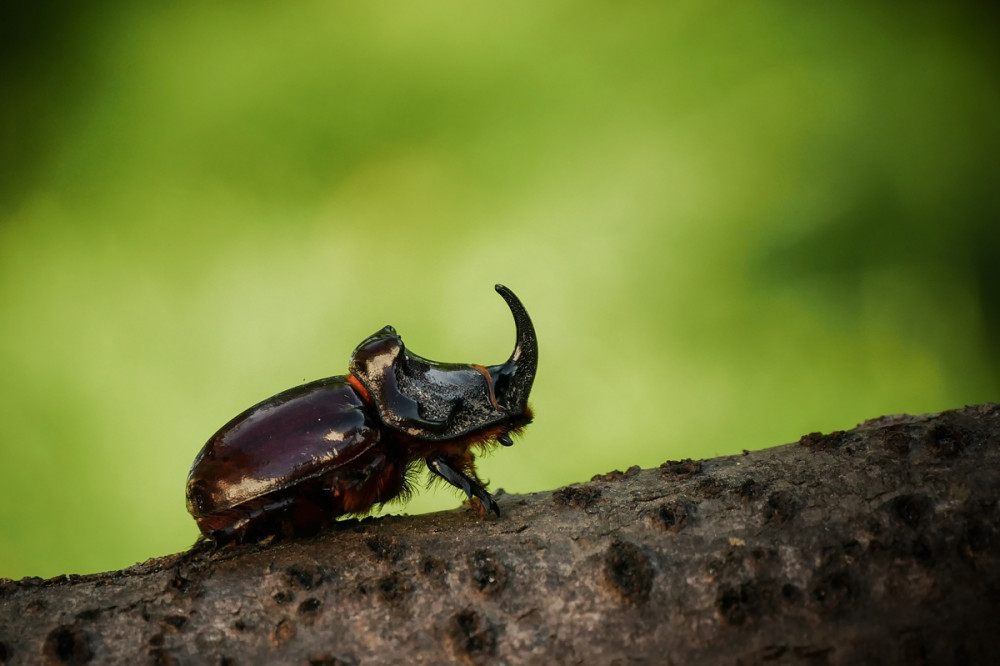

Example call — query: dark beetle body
[186,284,537,545]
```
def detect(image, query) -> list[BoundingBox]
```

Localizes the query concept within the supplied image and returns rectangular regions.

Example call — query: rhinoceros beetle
[185,284,537,545]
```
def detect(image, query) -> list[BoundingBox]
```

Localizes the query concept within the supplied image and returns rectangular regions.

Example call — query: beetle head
[348,285,537,441]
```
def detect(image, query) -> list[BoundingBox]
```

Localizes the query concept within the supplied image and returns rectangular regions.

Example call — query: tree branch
[2,404,999,665]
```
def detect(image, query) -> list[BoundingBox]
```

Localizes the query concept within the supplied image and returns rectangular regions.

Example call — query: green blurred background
[2,1,998,580]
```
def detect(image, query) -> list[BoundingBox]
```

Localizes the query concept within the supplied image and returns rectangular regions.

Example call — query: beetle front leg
[426,455,500,516]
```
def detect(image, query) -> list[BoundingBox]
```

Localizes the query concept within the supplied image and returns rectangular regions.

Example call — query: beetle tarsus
[427,456,500,516]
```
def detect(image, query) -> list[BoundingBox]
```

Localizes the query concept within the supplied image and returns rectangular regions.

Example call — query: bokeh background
[2,2,998,580]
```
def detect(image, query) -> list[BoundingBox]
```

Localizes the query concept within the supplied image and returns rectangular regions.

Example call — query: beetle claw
[483,494,501,516]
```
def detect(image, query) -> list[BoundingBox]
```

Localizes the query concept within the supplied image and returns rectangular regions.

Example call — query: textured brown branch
[2,404,999,665]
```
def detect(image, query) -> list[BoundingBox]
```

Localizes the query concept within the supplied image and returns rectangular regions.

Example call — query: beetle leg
[427,455,500,516]
[204,496,298,546]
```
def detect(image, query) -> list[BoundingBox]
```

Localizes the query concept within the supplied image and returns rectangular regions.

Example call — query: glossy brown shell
[185,376,380,519]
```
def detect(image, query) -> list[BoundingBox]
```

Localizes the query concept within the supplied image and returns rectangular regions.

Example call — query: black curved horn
[487,284,538,414]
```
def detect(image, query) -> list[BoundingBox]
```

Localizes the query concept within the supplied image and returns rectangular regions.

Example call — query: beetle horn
[487,284,538,415]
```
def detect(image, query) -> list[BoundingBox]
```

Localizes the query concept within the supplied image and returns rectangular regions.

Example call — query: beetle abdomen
[191,445,408,544]
[186,376,381,521]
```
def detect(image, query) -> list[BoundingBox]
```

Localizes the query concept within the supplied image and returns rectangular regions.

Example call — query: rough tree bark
[1,404,999,665]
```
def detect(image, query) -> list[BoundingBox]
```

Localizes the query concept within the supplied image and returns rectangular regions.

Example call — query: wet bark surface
[1,404,999,665]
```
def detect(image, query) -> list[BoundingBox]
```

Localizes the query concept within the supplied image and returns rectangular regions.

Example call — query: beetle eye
[382,325,396,335]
